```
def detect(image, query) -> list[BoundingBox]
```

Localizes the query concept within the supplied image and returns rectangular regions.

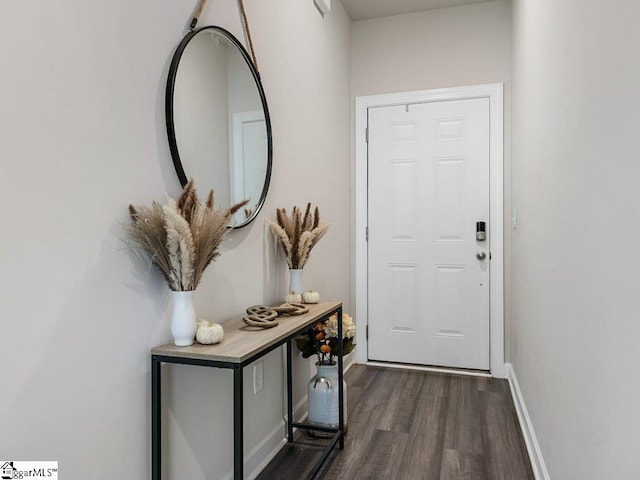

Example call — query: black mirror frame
[165,26,273,229]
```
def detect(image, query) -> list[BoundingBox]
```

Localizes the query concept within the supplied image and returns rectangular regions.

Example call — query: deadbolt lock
[476,221,486,241]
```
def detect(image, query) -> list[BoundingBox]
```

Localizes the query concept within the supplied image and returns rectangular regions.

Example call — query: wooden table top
[151,301,342,364]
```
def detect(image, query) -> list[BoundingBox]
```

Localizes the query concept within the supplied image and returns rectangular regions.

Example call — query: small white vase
[307,361,347,436]
[171,290,197,346]
[288,268,304,294]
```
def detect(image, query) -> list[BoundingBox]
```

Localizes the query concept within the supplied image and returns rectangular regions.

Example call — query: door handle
[476,251,487,260]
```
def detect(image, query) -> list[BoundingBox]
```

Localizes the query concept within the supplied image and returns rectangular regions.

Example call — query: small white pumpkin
[302,290,320,304]
[284,291,302,303]
[196,319,224,345]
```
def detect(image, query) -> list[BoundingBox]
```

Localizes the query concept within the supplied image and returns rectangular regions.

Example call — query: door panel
[367,98,490,370]
[388,263,419,334]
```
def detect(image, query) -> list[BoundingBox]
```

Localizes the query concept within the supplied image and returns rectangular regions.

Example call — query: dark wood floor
[257,364,534,480]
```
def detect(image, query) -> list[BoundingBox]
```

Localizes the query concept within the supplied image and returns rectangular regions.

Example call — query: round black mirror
[166,26,272,228]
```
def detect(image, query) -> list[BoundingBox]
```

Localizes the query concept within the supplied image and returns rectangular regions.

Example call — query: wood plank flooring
[257,365,534,480]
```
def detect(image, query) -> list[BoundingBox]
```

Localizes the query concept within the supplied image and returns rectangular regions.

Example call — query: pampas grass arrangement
[126,179,248,291]
[267,203,330,269]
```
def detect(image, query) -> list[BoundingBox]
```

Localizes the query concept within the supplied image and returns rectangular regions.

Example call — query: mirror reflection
[167,27,272,228]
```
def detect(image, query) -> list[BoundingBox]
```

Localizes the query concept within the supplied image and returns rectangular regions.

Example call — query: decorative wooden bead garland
[242,303,310,329]
[273,302,309,316]
[243,306,279,328]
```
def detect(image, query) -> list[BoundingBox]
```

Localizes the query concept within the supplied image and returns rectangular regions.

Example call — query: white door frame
[354,83,505,378]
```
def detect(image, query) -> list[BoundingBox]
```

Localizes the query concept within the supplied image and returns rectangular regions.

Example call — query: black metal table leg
[337,308,345,449]
[152,356,161,480]
[233,365,244,479]
[286,340,294,442]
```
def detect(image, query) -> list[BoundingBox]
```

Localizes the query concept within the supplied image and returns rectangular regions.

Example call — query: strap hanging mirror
[166,0,272,229]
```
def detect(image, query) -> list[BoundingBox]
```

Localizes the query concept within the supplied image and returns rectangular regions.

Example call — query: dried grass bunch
[267,203,330,269]
[126,179,248,291]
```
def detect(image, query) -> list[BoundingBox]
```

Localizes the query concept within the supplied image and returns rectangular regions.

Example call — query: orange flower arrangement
[295,313,356,365]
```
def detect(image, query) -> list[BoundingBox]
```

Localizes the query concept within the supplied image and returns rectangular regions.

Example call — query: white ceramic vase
[307,362,347,436]
[288,268,304,294]
[171,290,197,346]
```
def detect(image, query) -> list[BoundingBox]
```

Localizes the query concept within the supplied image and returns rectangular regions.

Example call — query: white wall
[0,1,351,479]
[350,0,513,359]
[511,0,640,478]
[351,0,511,97]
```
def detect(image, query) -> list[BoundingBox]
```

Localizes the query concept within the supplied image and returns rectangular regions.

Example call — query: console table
[151,301,345,480]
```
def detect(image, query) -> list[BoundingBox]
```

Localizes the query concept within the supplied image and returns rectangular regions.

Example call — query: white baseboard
[220,425,284,480]
[505,363,551,480]
[245,438,287,480]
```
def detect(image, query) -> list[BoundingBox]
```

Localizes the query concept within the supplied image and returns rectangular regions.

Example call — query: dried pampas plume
[125,179,249,291]
[267,203,330,269]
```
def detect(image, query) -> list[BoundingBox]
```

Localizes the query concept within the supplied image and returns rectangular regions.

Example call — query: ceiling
[340,0,492,21]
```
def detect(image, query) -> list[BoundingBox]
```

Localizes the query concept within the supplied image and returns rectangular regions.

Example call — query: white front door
[367,98,490,370]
